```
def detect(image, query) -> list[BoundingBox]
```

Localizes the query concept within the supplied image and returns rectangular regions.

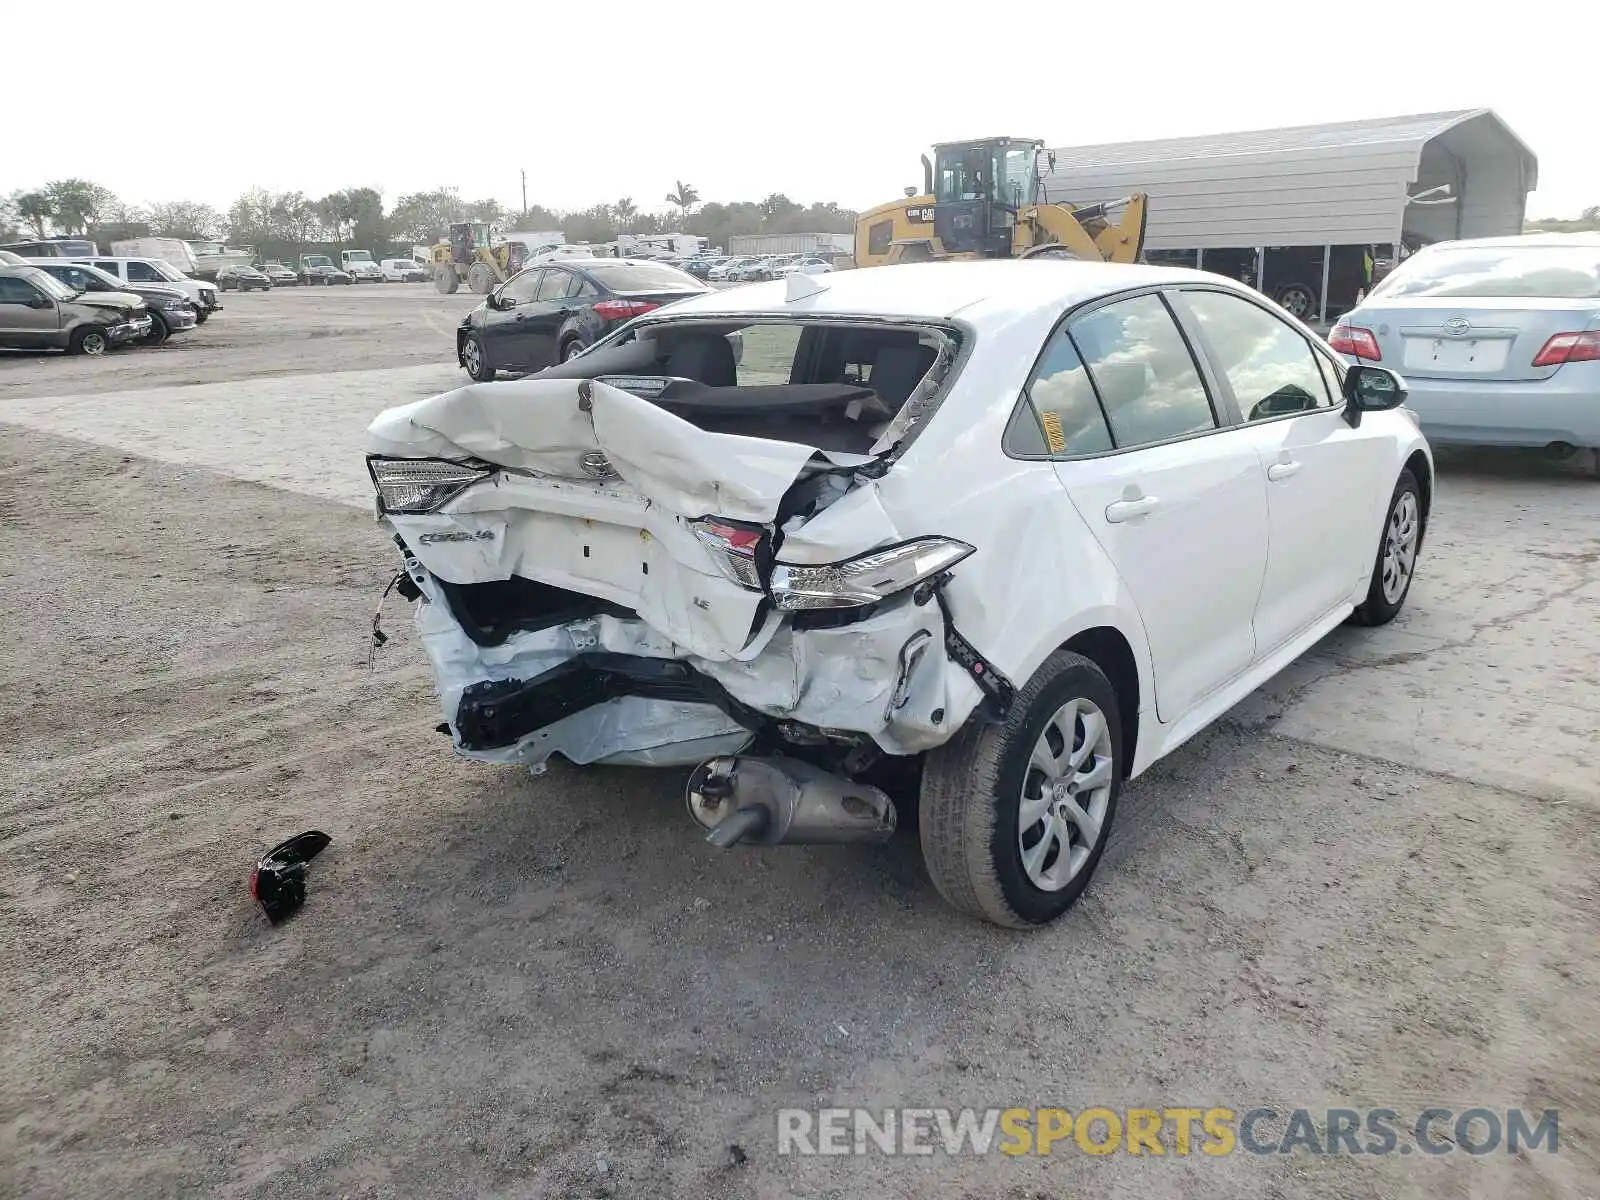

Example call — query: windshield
[304,256,333,267]
[583,262,705,294]
[145,260,187,282]
[27,269,80,300]
[1370,243,1600,300]
[345,252,374,262]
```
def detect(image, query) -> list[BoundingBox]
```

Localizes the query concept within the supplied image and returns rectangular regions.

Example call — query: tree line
[1,179,862,261]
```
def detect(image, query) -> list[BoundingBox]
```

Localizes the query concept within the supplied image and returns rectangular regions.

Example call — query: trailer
[727,232,853,258]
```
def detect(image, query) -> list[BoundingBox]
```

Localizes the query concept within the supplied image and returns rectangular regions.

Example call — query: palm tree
[615,197,638,231]
[665,181,700,226]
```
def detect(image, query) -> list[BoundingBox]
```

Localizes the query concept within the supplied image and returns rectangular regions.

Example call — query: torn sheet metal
[366,377,863,525]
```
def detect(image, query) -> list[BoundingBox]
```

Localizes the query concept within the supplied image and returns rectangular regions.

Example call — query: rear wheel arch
[1058,626,1141,777]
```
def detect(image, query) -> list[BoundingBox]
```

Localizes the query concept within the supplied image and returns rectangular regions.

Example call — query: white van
[69,256,221,320]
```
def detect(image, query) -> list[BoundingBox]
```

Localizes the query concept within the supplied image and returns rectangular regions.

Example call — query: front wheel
[1352,469,1423,626]
[461,334,495,382]
[920,649,1123,927]
[193,309,209,324]
[435,266,459,295]
[141,313,171,346]
[70,325,111,356]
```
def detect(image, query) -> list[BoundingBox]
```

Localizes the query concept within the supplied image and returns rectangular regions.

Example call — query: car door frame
[1166,284,1390,652]
[1009,282,1274,722]
[481,268,544,370]
[0,274,64,344]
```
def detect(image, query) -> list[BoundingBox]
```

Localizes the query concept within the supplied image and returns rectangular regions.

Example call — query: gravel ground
[1,287,1597,1199]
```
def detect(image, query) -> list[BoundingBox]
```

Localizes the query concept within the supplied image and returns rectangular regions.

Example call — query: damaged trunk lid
[366,376,873,661]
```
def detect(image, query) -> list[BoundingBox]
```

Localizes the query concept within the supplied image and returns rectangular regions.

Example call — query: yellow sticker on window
[1039,410,1067,453]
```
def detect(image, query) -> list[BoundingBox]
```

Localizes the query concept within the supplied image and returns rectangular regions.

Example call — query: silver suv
[0,265,152,355]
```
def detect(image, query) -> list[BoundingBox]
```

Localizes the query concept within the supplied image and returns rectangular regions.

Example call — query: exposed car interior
[532,320,953,453]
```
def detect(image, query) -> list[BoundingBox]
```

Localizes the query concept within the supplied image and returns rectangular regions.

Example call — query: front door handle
[1105,496,1160,523]
[1267,459,1302,482]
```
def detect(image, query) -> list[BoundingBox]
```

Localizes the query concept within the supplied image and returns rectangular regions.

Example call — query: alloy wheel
[1381,491,1419,603]
[1017,697,1115,891]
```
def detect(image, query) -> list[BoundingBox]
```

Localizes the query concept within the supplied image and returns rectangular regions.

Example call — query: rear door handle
[1105,496,1160,523]
[1267,460,1302,482]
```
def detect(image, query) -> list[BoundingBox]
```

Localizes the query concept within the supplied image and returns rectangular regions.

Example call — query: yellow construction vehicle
[854,136,1148,268]
[431,222,525,295]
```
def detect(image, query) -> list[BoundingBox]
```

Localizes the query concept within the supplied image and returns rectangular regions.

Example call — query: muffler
[686,756,898,848]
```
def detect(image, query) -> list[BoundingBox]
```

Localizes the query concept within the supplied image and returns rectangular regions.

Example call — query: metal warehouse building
[1041,109,1538,323]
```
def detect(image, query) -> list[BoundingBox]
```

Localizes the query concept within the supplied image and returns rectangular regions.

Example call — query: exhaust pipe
[686,756,897,848]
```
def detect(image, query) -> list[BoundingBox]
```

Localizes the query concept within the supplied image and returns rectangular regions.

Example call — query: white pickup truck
[338,250,386,283]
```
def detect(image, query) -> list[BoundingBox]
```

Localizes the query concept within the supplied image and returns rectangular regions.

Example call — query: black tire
[70,325,111,356]
[1273,282,1318,321]
[920,649,1123,928]
[1352,469,1423,626]
[461,334,495,382]
[141,313,171,346]
[194,309,209,324]
[559,337,585,363]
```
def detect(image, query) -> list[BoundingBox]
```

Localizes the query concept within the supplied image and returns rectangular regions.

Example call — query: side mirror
[494,295,516,310]
[1341,364,1407,427]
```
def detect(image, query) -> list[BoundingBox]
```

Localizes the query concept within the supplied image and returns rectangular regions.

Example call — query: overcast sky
[8,2,1590,221]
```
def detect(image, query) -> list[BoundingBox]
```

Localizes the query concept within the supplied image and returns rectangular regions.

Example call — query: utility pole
[520,169,527,219]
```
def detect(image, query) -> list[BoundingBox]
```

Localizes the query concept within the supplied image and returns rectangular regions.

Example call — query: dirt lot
[2,287,1598,1199]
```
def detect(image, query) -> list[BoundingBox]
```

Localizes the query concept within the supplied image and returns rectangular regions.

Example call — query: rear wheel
[1353,469,1423,626]
[1273,282,1318,321]
[560,336,585,363]
[462,334,494,382]
[920,650,1123,927]
[70,325,110,356]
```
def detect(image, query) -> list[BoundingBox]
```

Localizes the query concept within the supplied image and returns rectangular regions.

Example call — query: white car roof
[653,259,1208,327]
[1420,232,1600,250]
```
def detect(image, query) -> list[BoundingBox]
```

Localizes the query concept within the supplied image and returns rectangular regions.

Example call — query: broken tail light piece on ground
[250,830,332,924]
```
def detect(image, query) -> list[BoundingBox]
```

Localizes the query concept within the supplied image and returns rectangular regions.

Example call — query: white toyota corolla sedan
[366,260,1432,928]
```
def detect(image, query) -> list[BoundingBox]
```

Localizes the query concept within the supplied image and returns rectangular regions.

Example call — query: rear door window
[94,261,122,277]
[535,271,573,302]
[1070,294,1218,448]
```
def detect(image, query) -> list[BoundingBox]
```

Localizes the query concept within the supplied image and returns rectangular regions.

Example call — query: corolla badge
[1443,316,1472,336]
[580,451,619,480]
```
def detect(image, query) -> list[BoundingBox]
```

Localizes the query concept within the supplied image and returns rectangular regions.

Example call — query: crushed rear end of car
[366,315,1003,846]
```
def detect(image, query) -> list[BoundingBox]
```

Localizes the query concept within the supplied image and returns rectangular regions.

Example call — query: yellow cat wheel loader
[854,136,1148,268]
[432,222,523,295]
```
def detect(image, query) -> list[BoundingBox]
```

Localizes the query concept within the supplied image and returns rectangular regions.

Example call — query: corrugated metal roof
[1040,109,1537,250]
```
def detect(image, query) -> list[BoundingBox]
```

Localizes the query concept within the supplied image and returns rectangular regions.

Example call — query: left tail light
[1329,324,1382,361]
[592,299,660,320]
[368,457,493,514]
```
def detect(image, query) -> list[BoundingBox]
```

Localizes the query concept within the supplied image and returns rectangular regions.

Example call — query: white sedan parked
[365,260,1432,927]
